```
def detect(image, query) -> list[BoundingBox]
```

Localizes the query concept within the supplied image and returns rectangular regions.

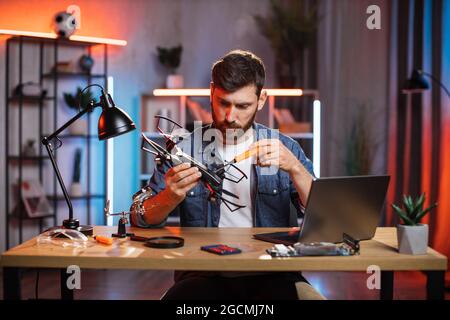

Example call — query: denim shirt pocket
[257,173,291,226]
[181,183,208,226]
[258,173,290,195]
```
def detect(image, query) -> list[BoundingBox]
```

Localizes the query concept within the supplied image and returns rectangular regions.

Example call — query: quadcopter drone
[141,115,248,212]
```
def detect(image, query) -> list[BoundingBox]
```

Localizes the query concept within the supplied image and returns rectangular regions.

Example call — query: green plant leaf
[343,105,375,176]
[391,204,405,216]
[415,203,437,223]
[392,204,415,225]
[411,193,425,221]
[64,92,77,109]
[253,0,318,71]
[63,87,93,112]
[402,195,414,216]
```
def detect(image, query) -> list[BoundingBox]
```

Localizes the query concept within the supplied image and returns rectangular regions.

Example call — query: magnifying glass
[145,236,184,249]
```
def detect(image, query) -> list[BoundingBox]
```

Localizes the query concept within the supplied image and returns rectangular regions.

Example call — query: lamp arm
[45,101,98,141]
[421,71,450,100]
[42,141,74,221]
[41,100,101,226]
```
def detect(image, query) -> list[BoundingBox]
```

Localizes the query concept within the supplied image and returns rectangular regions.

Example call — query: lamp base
[62,218,94,236]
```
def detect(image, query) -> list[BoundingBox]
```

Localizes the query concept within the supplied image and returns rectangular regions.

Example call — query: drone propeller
[141,132,175,167]
[221,188,239,199]
[155,115,185,152]
[204,182,245,212]
[214,161,248,184]
[213,192,246,212]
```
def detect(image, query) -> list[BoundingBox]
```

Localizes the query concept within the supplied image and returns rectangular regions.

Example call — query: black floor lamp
[42,84,136,235]
[403,69,450,290]
[403,69,450,98]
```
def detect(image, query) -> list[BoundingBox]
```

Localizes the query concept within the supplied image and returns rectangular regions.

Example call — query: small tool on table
[104,200,135,238]
[231,145,259,164]
[94,235,113,245]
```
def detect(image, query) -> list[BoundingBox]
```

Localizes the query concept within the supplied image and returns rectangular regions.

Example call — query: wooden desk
[1,227,447,300]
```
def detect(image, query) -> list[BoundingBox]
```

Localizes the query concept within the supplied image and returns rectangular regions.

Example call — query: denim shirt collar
[198,122,267,156]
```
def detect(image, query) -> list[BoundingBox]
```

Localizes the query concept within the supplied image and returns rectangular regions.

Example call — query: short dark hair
[212,49,265,97]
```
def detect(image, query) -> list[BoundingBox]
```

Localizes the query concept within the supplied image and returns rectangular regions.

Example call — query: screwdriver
[94,235,113,245]
[232,145,259,164]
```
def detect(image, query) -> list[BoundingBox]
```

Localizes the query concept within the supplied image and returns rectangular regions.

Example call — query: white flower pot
[166,74,184,89]
[70,182,83,197]
[68,118,88,135]
[397,224,429,255]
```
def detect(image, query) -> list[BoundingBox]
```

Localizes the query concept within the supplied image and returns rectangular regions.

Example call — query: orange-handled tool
[94,235,113,245]
[232,146,259,164]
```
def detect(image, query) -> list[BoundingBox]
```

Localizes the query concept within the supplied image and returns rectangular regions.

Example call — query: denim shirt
[132,122,315,228]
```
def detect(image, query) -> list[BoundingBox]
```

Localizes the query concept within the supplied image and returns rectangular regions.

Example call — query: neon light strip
[106,76,114,226]
[153,89,209,96]
[313,100,321,177]
[266,89,303,96]
[70,35,126,46]
[153,89,303,96]
[0,29,57,39]
[0,29,127,46]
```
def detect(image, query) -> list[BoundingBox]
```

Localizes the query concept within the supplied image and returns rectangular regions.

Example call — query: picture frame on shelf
[13,180,53,218]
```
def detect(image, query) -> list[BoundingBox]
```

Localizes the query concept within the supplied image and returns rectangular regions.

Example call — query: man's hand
[249,139,302,175]
[164,163,202,203]
[249,139,313,206]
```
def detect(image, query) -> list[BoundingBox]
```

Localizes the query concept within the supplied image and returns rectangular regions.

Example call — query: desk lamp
[42,84,136,235]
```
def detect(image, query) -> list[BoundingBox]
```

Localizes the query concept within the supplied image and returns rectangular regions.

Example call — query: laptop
[253,175,390,245]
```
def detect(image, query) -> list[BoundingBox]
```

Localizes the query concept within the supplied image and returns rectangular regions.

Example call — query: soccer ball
[52,11,77,38]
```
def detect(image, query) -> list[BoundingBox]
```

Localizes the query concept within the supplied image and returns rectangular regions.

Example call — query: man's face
[210,84,266,141]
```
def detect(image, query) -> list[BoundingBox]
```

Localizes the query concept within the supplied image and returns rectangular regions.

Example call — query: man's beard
[212,106,257,143]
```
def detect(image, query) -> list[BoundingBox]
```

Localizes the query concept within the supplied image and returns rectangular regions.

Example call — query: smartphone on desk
[201,244,242,255]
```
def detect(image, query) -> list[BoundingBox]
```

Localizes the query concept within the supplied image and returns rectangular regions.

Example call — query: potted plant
[156,45,183,88]
[70,148,83,197]
[254,0,318,87]
[63,87,93,135]
[344,104,379,176]
[392,193,437,255]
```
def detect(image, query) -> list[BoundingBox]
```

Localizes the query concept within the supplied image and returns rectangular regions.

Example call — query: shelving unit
[3,34,117,249]
[42,72,106,79]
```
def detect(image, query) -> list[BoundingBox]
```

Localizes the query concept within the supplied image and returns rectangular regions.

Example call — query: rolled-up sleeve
[130,162,172,228]
[288,140,315,216]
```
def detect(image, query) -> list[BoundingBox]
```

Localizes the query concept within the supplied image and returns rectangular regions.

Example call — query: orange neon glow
[0,29,127,46]
[433,94,450,270]
[153,89,304,96]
